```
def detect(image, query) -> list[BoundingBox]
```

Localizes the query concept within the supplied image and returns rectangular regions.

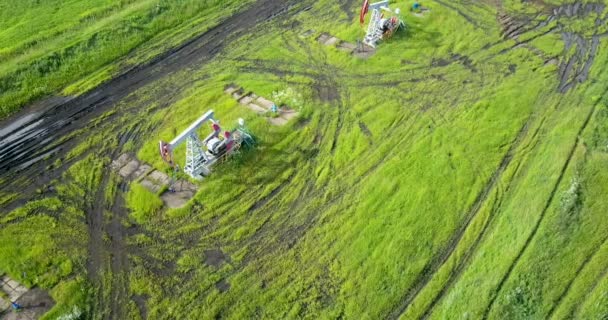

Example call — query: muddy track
[546,233,608,318]
[481,95,603,319]
[86,174,110,283]
[387,115,535,320]
[108,187,129,320]
[88,125,142,318]
[0,0,308,182]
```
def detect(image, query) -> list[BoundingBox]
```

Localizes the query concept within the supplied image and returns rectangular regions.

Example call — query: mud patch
[451,54,477,73]
[358,122,372,138]
[160,180,198,209]
[337,41,357,53]
[132,294,148,320]
[552,2,605,18]
[300,29,315,38]
[313,81,340,103]
[497,13,526,40]
[431,58,451,67]
[215,279,231,293]
[204,249,229,267]
[352,45,377,59]
[558,32,600,92]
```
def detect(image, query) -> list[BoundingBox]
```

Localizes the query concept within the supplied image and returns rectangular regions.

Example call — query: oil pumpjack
[360,0,405,48]
[159,110,252,179]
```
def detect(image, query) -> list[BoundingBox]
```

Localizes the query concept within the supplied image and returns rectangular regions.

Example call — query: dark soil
[215,279,231,293]
[204,249,229,267]
[313,82,340,103]
[552,2,605,18]
[132,294,149,320]
[358,121,372,138]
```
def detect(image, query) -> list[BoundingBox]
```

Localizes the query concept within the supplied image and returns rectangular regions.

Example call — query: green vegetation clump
[126,183,163,224]
[40,278,89,320]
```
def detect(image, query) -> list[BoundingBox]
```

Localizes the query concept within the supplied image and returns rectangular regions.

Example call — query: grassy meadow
[1,0,608,319]
[0,0,252,119]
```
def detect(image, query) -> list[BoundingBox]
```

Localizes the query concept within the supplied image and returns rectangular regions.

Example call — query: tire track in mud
[87,124,142,319]
[388,114,535,320]
[107,187,130,320]
[86,174,110,316]
[481,96,602,319]
[0,90,166,212]
[493,2,605,92]
[546,233,608,318]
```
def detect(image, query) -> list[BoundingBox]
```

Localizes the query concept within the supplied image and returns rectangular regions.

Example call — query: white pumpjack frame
[362,0,403,48]
[159,110,249,179]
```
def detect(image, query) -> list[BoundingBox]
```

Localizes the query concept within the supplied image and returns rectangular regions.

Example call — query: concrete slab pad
[118,160,139,178]
[111,154,132,171]
[232,89,246,100]
[247,103,267,113]
[132,164,152,180]
[255,97,275,109]
[1,281,13,294]
[161,190,195,208]
[337,42,357,53]
[239,95,254,105]
[140,179,162,194]
[8,285,28,301]
[353,47,376,59]
[324,36,340,46]
[317,33,330,44]
[148,170,171,186]
[5,279,20,290]
[224,84,240,95]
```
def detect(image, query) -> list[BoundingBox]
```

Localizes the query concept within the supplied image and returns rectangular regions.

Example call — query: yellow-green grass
[2,0,608,319]
[0,0,252,119]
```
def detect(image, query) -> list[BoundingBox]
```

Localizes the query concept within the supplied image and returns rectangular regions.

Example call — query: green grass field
[1,0,608,319]
[0,0,251,119]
